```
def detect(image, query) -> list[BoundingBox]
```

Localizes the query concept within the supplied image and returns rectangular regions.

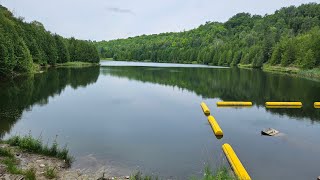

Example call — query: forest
[0,5,99,77]
[96,3,320,70]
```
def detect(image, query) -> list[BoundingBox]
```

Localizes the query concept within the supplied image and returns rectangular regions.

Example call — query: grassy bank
[2,134,74,167]
[237,64,254,69]
[238,63,320,80]
[0,147,37,179]
[55,61,100,68]
[0,61,99,81]
[262,64,300,74]
[100,58,114,61]
[263,64,320,79]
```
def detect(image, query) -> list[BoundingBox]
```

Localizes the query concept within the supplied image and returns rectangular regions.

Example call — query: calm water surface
[1,61,320,180]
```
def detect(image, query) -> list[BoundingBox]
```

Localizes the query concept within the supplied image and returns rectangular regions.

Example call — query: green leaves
[0,5,99,77]
[95,3,320,70]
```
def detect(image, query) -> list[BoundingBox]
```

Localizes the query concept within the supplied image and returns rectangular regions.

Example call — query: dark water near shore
[1,61,320,180]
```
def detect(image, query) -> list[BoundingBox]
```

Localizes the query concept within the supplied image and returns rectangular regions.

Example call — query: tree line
[96,3,320,69]
[0,5,100,77]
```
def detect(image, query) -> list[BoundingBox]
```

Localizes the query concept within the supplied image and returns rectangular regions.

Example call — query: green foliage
[301,49,316,69]
[0,5,99,77]
[2,157,23,174]
[0,147,14,158]
[281,38,296,66]
[130,172,156,180]
[202,166,235,180]
[1,157,36,180]
[24,168,36,180]
[95,3,320,70]
[55,35,70,63]
[5,134,74,167]
[44,166,57,179]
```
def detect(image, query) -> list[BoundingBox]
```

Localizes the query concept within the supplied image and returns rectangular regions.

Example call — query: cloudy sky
[1,0,319,41]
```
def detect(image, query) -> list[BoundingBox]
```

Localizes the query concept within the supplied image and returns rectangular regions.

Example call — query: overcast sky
[1,0,319,41]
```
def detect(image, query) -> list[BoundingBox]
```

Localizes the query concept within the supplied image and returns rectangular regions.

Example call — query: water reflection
[0,67,100,138]
[0,64,320,180]
[1,65,319,141]
[101,66,320,122]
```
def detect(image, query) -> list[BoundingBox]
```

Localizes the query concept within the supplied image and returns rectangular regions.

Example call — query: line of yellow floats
[201,101,320,179]
[200,102,251,180]
[215,101,320,108]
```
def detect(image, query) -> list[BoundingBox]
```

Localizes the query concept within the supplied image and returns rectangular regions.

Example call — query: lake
[1,61,320,180]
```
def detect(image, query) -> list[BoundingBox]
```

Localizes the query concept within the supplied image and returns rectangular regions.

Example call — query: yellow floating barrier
[222,143,251,180]
[265,102,302,106]
[217,101,252,107]
[266,105,302,109]
[315,102,320,108]
[200,102,210,116]
[207,115,223,136]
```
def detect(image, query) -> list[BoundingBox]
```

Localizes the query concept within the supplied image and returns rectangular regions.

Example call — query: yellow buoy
[266,105,302,109]
[200,102,210,116]
[315,102,320,108]
[265,102,302,106]
[207,115,223,136]
[217,101,252,107]
[222,143,251,180]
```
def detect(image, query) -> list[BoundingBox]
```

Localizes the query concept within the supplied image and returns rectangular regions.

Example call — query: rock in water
[261,128,279,136]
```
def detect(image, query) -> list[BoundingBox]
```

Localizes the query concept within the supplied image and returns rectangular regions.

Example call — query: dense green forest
[0,5,99,77]
[96,3,320,69]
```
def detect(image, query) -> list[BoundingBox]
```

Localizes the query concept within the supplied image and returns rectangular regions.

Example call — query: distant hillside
[0,5,99,77]
[96,3,320,69]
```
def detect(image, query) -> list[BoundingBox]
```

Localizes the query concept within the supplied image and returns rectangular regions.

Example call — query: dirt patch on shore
[0,144,130,180]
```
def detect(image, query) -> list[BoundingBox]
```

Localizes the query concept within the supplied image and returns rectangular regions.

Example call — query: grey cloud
[106,7,135,15]
[2,0,317,41]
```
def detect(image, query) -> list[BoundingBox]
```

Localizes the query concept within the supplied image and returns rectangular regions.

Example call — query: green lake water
[1,61,320,180]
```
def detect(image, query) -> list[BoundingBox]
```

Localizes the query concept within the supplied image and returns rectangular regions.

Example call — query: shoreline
[103,59,320,80]
[0,144,130,179]
[238,63,320,81]
[0,62,100,82]
[0,135,234,180]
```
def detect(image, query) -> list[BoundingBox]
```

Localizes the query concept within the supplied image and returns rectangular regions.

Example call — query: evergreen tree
[54,35,70,63]
[301,49,316,69]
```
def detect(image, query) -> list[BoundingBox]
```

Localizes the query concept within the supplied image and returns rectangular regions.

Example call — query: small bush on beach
[44,166,57,179]
[130,171,155,180]
[202,166,235,180]
[0,147,14,158]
